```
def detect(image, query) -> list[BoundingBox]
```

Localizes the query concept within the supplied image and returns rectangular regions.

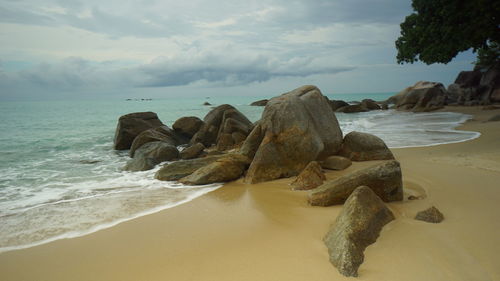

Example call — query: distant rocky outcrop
[124,141,179,171]
[250,99,269,106]
[308,160,403,206]
[448,63,500,105]
[244,85,343,183]
[338,131,394,161]
[324,186,395,277]
[172,116,204,139]
[320,156,352,171]
[114,112,164,150]
[415,206,444,223]
[386,81,447,112]
[291,161,326,190]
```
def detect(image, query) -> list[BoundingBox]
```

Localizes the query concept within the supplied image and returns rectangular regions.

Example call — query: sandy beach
[1,106,499,281]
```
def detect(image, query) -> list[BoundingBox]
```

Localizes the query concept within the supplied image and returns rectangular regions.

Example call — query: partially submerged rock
[336,104,368,113]
[415,206,444,223]
[291,161,326,190]
[179,154,250,185]
[244,85,343,183]
[124,141,179,171]
[361,99,381,110]
[155,155,226,181]
[250,99,269,106]
[338,131,394,161]
[320,156,352,171]
[329,100,349,111]
[114,112,164,150]
[180,143,205,159]
[324,186,395,277]
[172,116,204,138]
[129,126,179,157]
[308,160,403,206]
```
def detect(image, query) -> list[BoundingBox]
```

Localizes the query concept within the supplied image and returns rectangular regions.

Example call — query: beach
[1,105,499,281]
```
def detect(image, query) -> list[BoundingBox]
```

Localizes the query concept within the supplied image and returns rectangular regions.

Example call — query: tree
[395,0,500,65]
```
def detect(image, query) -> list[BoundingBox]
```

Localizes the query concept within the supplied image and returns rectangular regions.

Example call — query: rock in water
[172,116,204,138]
[123,141,179,171]
[324,186,395,277]
[155,155,226,181]
[335,104,368,113]
[129,126,179,157]
[415,206,444,223]
[180,143,205,159]
[244,85,343,183]
[338,131,394,161]
[388,81,447,112]
[308,160,403,206]
[328,100,349,111]
[321,156,352,170]
[361,99,381,110]
[250,99,269,106]
[291,161,326,190]
[179,154,250,185]
[114,112,164,150]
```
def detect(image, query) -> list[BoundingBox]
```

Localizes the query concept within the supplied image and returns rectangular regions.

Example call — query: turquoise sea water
[0,92,479,252]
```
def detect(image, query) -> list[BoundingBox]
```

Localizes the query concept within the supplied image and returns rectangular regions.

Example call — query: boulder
[124,141,179,172]
[154,155,226,181]
[129,126,179,157]
[180,143,205,159]
[250,99,269,106]
[179,154,250,185]
[335,104,368,113]
[328,100,349,111]
[361,99,381,110]
[291,161,326,190]
[321,156,352,170]
[393,81,448,112]
[454,70,482,88]
[172,116,204,138]
[324,186,395,277]
[308,160,403,206]
[114,112,164,150]
[481,63,500,103]
[244,85,343,183]
[490,89,500,103]
[415,206,444,223]
[203,102,211,106]
[338,131,394,161]
[239,122,264,159]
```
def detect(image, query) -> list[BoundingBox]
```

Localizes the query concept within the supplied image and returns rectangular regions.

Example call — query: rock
[361,99,381,110]
[250,99,269,106]
[338,131,394,161]
[239,122,264,159]
[415,206,444,223]
[329,100,349,111]
[381,103,389,110]
[114,112,164,150]
[321,156,352,170]
[172,116,204,138]
[487,114,500,122]
[180,143,205,159]
[490,89,500,103]
[336,104,368,113]
[203,102,211,106]
[124,141,179,171]
[154,154,226,181]
[308,160,403,206]
[244,85,343,183]
[324,186,395,277]
[394,81,448,112]
[216,133,235,151]
[129,126,179,157]
[408,195,423,200]
[454,70,482,88]
[291,161,326,190]
[179,154,250,185]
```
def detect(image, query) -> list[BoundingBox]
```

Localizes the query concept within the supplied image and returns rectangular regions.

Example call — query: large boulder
[123,141,179,171]
[324,186,395,277]
[392,81,448,112]
[290,161,326,190]
[179,154,250,185]
[154,155,226,181]
[250,99,269,106]
[308,160,403,206]
[114,112,164,150]
[244,85,343,183]
[338,131,394,161]
[480,63,500,103]
[179,142,205,159]
[129,126,180,157]
[454,70,482,88]
[328,100,349,111]
[172,116,204,138]
[360,99,381,110]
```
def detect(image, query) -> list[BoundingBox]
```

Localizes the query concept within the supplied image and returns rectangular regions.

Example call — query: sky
[0,0,478,101]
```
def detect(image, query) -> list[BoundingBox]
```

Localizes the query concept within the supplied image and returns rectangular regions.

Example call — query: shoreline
[1,105,499,280]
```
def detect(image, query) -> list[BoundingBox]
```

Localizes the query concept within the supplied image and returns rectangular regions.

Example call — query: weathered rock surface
[321,156,352,170]
[388,81,447,112]
[154,155,226,181]
[361,99,381,110]
[114,112,164,150]
[338,131,394,161]
[250,99,269,106]
[308,160,403,206]
[129,126,181,157]
[180,142,205,159]
[324,186,395,277]
[336,104,369,113]
[291,161,326,190]
[179,154,250,185]
[172,116,204,138]
[415,206,444,223]
[447,63,500,105]
[244,85,343,183]
[329,100,349,111]
[124,141,179,171]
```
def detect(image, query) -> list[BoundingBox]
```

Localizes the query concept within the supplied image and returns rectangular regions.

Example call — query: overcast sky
[0,0,477,100]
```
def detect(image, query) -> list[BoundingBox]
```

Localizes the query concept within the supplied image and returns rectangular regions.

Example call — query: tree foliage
[395,0,500,65]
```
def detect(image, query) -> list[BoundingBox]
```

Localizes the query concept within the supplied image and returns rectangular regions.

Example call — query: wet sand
[1,106,499,281]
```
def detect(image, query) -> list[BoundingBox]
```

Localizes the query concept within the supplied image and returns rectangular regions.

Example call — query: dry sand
[1,106,499,281]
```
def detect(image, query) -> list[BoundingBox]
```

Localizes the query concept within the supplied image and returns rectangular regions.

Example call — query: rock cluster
[448,63,500,105]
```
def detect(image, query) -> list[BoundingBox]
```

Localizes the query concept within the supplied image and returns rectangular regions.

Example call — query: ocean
[0,92,479,252]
